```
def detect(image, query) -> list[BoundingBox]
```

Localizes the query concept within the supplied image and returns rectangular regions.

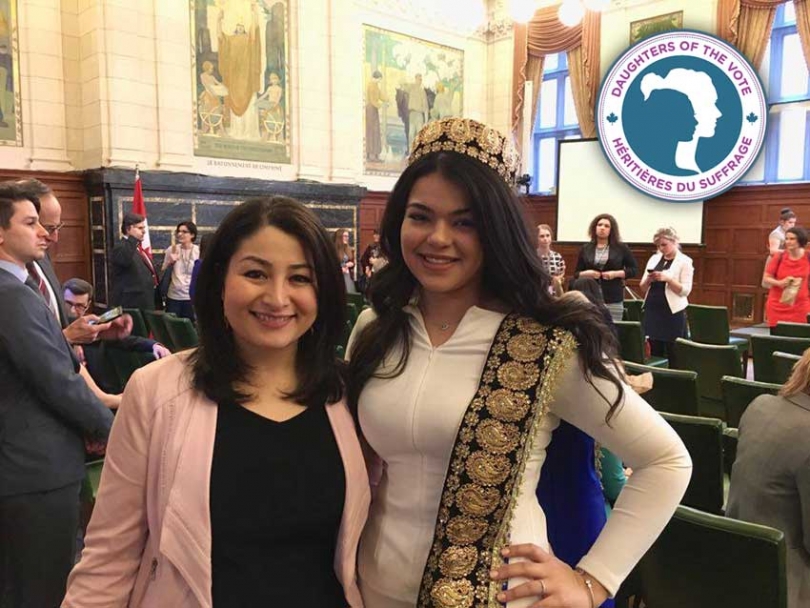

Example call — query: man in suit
[110,212,159,311]
[14,178,124,344]
[63,277,170,393]
[12,179,127,409]
[0,184,114,607]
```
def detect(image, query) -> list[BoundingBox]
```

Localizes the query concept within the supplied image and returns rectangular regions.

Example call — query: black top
[210,402,347,608]
[574,242,639,304]
[644,257,686,341]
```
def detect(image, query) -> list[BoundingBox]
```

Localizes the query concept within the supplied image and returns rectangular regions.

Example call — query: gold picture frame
[630,11,683,45]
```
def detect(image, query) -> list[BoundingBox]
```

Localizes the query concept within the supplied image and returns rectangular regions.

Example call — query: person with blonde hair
[639,227,693,358]
[727,347,810,608]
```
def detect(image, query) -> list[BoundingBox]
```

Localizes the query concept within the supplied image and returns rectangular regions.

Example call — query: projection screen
[556,139,704,244]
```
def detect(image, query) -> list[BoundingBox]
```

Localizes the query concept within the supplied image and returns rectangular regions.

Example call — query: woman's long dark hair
[588,213,622,245]
[347,152,624,421]
[191,196,346,408]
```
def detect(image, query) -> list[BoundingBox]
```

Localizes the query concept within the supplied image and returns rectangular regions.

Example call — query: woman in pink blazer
[64,197,370,608]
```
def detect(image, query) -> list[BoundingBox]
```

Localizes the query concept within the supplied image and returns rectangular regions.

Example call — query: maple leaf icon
[746,112,758,123]
[606,112,618,124]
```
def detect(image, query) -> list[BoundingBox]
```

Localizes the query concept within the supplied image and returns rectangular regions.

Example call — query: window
[743,1,810,183]
[531,52,581,194]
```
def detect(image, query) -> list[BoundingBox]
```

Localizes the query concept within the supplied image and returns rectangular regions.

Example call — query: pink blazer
[63,353,370,608]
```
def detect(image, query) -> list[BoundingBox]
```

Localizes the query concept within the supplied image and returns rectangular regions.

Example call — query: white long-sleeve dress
[349,305,692,607]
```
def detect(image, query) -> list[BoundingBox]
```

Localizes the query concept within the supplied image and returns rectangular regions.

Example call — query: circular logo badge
[596,30,767,203]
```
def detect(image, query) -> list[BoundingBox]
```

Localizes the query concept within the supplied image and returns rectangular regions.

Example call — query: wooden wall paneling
[358,191,388,259]
[704,227,731,253]
[703,257,729,285]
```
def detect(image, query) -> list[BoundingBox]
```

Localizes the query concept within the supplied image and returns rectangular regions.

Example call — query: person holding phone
[639,227,694,359]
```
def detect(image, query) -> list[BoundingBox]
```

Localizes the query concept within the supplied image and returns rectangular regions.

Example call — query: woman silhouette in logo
[640,68,722,174]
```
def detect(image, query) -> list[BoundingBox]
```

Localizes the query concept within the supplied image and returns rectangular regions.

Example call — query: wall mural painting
[0,0,20,146]
[191,0,291,163]
[363,25,463,175]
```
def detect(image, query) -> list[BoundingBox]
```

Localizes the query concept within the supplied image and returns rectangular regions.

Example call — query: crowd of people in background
[3,118,810,608]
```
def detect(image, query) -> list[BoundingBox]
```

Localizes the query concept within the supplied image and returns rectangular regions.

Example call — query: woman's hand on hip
[489,544,607,607]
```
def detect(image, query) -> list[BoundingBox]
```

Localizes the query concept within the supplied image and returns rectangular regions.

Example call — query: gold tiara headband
[408,117,521,187]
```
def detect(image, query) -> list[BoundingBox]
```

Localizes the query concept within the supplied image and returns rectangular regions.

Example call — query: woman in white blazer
[640,227,694,358]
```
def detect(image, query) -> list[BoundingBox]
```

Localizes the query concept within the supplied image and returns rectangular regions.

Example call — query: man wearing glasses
[63,278,170,393]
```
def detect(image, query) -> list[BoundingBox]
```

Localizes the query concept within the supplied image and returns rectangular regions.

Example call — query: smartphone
[89,306,123,325]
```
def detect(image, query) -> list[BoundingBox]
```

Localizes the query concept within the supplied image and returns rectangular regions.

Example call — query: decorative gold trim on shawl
[416,314,578,607]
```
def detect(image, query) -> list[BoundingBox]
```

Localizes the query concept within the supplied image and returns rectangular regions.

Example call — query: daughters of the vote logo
[597,30,767,202]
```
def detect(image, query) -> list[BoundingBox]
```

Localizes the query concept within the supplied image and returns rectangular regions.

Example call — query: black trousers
[0,482,82,608]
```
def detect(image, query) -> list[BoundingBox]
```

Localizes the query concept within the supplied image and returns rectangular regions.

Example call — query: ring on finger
[539,579,546,598]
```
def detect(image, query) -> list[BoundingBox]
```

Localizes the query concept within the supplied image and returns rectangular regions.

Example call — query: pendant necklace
[440,322,451,331]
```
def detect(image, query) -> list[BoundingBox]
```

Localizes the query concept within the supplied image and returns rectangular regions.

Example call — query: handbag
[780,277,802,305]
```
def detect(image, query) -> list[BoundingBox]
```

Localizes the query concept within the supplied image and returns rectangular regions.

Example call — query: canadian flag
[132,167,152,257]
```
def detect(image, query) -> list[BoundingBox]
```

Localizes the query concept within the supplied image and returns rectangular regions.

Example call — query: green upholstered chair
[623,299,644,323]
[660,413,726,515]
[163,315,199,351]
[346,292,365,311]
[102,345,154,393]
[720,376,781,429]
[80,459,105,533]
[636,505,787,608]
[122,308,149,338]
[771,321,810,338]
[772,351,802,384]
[142,310,175,351]
[345,303,359,327]
[623,362,699,416]
[751,335,810,383]
[615,321,667,367]
[686,304,749,366]
[722,426,738,477]
[670,338,743,420]
[339,319,353,351]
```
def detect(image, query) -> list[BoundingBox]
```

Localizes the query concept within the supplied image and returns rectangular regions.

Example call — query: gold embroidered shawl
[417,314,577,608]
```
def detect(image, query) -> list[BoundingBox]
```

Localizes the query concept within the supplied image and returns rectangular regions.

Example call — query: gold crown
[408,117,521,186]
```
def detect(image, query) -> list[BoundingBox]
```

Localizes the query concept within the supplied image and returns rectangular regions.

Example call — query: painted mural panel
[363,25,463,175]
[0,0,20,146]
[191,0,291,163]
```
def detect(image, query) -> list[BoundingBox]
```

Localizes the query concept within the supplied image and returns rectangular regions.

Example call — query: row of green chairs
[659,412,737,515]
[750,335,810,383]
[686,304,750,366]
[125,309,199,352]
[624,360,780,427]
[615,321,668,367]
[616,505,786,608]
[772,321,810,338]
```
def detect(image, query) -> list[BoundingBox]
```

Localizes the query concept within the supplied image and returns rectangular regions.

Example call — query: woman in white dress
[347,118,692,608]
